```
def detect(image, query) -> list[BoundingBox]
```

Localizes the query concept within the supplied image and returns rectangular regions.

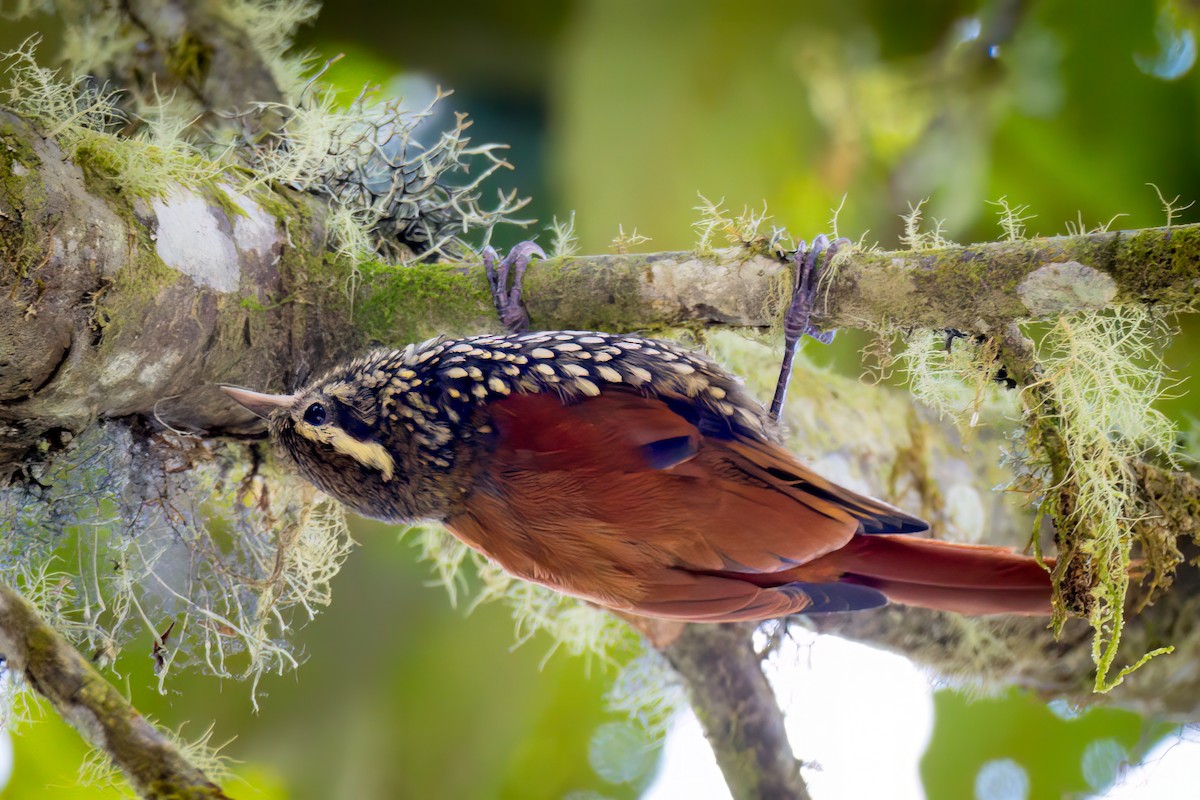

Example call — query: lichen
[866,301,1185,694]
[692,194,790,257]
[547,212,580,257]
[79,721,235,795]
[898,329,1013,432]
[1014,307,1180,691]
[899,198,957,250]
[3,33,528,293]
[0,422,355,709]
[235,81,531,266]
[990,195,1036,241]
[3,39,223,200]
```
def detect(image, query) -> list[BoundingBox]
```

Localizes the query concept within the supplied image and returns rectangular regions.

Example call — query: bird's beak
[220,386,296,420]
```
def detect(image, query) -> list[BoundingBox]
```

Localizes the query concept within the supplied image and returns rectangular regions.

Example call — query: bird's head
[219,381,408,520]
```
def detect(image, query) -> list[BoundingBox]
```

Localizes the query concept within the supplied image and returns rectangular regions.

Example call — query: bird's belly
[443,509,667,610]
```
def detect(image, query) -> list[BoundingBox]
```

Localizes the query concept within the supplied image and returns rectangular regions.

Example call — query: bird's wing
[444,390,917,617]
[715,437,929,535]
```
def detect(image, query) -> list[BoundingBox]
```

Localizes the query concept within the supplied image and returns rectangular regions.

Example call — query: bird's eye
[303,402,327,426]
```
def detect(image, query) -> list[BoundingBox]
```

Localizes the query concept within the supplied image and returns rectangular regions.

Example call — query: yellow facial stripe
[296,422,395,481]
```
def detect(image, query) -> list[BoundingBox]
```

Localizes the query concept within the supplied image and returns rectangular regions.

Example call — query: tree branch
[5,103,1199,475]
[0,585,230,799]
[663,624,811,800]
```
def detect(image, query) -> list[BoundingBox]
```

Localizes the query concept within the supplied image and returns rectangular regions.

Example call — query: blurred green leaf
[922,688,1174,800]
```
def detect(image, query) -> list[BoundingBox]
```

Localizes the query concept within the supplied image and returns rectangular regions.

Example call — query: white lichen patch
[1017,261,1118,317]
[137,349,183,387]
[97,352,141,387]
[94,348,181,395]
[152,188,240,292]
[229,189,280,258]
[1,422,357,708]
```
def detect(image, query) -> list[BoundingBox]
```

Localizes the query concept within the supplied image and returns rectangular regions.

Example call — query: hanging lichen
[0,422,355,709]
[1016,307,1180,691]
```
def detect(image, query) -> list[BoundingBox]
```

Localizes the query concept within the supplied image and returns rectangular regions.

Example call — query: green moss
[521,254,651,332]
[1114,225,1200,308]
[72,132,215,200]
[79,173,179,350]
[201,183,248,221]
[356,260,496,344]
[166,32,214,87]
[910,243,1032,327]
[0,116,42,172]
[248,186,299,223]
[0,118,49,281]
[71,133,124,192]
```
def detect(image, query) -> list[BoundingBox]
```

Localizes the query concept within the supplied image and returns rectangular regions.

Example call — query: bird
[221,326,1053,622]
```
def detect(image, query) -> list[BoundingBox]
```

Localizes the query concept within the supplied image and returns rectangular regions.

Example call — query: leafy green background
[2,0,1198,798]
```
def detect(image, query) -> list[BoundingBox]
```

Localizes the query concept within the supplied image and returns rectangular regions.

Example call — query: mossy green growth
[166,32,214,88]
[0,116,49,280]
[354,260,497,345]
[520,254,653,333]
[1114,225,1200,309]
[201,183,248,221]
[909,243,1033,327]
[88,208,178,351]
[72,130,221,200]
[0,116,41,168]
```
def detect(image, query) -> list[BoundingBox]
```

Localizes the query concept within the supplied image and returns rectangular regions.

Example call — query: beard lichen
[692,195,791,257]
[77,719,236,795]
[888,305,1182,693]
[1,17,529,274]
[1015,307,1180,691]
[0,421,355,711]
[899,329,1016,434]
[2,37,223,199]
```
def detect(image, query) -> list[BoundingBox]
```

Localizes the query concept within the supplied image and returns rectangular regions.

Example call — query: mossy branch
[0,585,230,799]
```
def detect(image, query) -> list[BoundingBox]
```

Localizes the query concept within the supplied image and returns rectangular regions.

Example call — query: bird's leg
[768,234,849,421]
[483,241,546,335]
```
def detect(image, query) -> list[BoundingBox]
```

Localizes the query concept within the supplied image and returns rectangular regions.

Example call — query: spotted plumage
[313,330,778,477]
[222,328,1053,621]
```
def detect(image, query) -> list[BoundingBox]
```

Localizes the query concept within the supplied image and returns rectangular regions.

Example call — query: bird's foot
[484,241,546,335]
[768,234,849,420]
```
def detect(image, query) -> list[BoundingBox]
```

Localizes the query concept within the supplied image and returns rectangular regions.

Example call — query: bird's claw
[484,241,546,335]
[784,234,846,346]
[768,234,849,420]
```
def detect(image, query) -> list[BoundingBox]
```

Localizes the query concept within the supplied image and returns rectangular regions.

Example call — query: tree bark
[0,586,230,798]
[664,624,812,800]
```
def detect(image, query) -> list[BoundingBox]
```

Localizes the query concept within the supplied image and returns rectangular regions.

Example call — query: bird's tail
[822,534,1053,616]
